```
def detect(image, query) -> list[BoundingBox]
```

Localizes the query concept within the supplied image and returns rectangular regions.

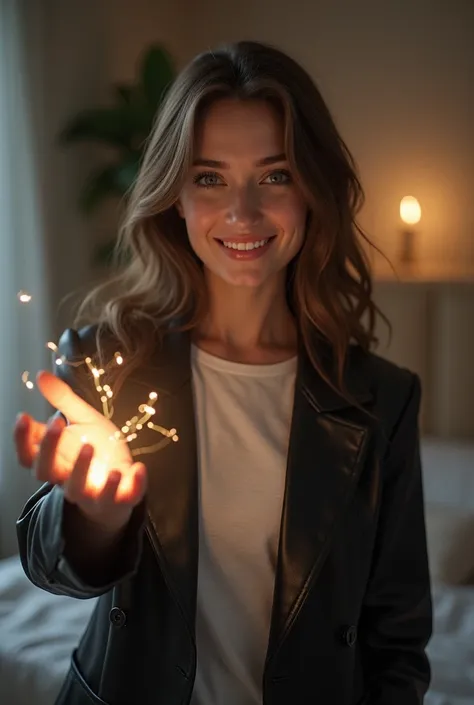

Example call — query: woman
[14,40,432,705]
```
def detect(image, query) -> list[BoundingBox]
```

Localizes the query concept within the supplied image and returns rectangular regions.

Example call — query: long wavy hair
[76,40,387,396]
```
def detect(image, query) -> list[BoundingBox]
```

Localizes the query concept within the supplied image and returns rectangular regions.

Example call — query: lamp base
[399,228,416,264]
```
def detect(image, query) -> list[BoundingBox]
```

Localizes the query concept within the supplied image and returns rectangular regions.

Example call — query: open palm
[36,370,134,494]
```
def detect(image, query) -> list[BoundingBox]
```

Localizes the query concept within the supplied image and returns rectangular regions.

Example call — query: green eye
[264,170,292,185]
[193,172,222,188]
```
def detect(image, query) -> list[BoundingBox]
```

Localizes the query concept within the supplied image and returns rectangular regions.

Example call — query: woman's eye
[192,169,292,188]
[193,172,223,188]
[263,170,292,185]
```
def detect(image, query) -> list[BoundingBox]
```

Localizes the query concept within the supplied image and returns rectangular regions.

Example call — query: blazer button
[109,607,127,628]
[341,624,357,647]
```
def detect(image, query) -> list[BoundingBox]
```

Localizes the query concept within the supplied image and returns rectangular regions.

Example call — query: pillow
[425,503,474,585]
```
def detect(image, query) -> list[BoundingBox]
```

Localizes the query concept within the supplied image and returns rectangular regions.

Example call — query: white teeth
[221,238,270,250]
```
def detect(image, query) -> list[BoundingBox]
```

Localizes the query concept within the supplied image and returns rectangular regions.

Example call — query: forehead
[194,98,285,159]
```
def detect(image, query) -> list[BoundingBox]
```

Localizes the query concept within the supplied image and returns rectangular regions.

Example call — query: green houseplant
[59,43,175,265]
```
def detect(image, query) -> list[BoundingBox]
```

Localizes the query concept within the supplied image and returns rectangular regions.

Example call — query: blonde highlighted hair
[77,40,386,395]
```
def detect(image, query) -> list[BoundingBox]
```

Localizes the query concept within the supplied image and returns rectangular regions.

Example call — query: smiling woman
[176,99,307,296]
[15,40,432,705]
[73,39,383,384]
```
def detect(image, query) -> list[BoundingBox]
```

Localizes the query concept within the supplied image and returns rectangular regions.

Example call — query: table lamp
[399,195,421,264]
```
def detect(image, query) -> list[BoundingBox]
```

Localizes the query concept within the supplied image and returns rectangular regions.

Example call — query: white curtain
[0,0,50,557]
[0,0,106,557]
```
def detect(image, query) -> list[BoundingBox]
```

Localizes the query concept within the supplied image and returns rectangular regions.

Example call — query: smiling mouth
[216,236,276,251]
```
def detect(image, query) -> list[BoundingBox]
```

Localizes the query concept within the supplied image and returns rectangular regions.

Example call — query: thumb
[36,370,104,425]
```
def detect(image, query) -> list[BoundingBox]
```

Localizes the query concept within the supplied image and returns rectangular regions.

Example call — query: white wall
[100,0,190,82]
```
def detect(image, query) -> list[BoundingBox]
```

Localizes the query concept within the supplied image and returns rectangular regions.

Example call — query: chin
[221,268,273,288]
[228,276,265,288]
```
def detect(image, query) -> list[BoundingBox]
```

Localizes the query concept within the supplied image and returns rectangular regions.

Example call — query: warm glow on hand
[36,370,133,497]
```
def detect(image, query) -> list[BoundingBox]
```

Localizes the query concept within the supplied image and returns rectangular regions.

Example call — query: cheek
[180,193,220,233]
[264,191,307,230]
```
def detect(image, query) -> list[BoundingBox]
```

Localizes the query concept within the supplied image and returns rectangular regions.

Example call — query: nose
[225,185,262,228]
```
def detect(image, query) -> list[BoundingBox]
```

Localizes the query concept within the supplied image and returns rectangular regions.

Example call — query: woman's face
[177,98,307,289]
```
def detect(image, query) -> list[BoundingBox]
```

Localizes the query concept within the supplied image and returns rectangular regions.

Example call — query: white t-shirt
[189,344,297,705]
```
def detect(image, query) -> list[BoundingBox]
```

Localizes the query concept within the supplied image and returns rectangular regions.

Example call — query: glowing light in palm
[19,291,178,496]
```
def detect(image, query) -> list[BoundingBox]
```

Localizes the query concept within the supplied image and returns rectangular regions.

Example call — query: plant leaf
[78,153,141,213]
[93,238,132,268]
[79,164,126,213]
[114,152,142,192]
[115,83,134,105]
[58,107,136,150]
[115,85,154,142]
[140,44,175,112]
[93,238,117,267]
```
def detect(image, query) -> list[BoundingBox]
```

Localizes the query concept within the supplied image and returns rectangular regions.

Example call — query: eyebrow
[192,153,287,168]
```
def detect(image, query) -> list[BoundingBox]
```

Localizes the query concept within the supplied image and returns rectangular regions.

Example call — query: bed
[1,438,473,705]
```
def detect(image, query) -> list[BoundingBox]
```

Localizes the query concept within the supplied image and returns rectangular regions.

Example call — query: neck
[194,270,297,364]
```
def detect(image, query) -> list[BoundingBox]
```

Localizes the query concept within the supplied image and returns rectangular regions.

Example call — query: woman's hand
[14,370,147,534]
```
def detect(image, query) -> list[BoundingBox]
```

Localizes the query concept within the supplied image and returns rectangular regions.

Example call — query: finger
[116,462,147,503]
[63,444,94,504]
[34,416,66,483]
[97,469,122,506]
[50,409,68,426]
[36,370,104,425]
[14,414,35,468]
[131,463,147,502]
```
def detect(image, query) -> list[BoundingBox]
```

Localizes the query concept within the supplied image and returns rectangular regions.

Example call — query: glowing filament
[22,371,34,390]
[19,291,178,465]
[19,315,178,460]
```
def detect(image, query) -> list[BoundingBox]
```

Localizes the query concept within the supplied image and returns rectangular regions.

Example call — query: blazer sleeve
[359,373,433,704]
[16,327,146,599]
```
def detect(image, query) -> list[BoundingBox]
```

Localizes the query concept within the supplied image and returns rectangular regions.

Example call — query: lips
[215,235,277,260]
[216,235,276,249]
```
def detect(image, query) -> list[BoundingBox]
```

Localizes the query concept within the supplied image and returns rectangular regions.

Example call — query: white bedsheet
[1,556,473,705]
[426,584,474,704]
[0,555,96,705]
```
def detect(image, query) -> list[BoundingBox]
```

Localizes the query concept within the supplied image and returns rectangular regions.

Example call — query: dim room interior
[0,1,473,704]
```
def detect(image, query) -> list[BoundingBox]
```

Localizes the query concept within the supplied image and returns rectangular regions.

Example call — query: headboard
[372,279,474,439]
[421,438,474,508]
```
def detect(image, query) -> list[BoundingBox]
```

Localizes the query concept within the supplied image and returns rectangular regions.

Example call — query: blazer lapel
[265,343,374,665]
[120,330,199,637]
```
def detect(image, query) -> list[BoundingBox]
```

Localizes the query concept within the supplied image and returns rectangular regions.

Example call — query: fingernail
[48,417,63,433]
[80,443,94,455]
[16,413,26,427]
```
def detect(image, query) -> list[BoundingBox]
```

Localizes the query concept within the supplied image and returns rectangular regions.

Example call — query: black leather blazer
[17,325,432,705]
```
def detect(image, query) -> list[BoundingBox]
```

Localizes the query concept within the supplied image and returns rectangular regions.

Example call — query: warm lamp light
[399,196,421,264]
[400,196,421,225]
